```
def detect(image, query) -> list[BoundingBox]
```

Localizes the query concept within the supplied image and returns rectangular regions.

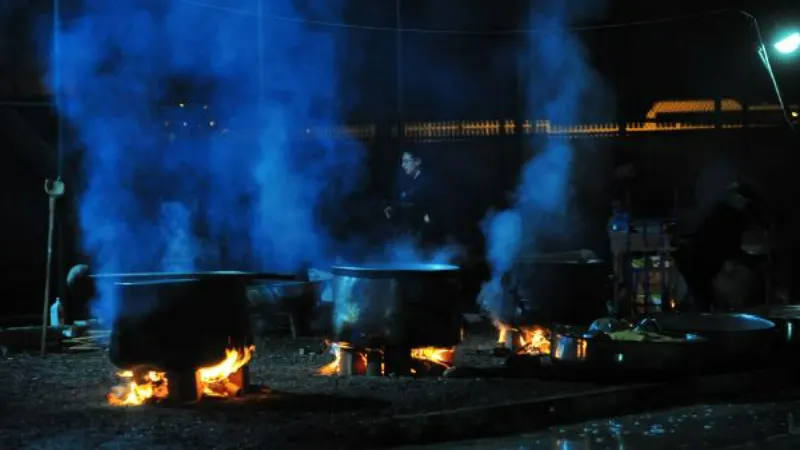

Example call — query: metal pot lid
[92,271,296,281]
[115,277,199,287]
[331,263,460,277]
[644,312,775,332]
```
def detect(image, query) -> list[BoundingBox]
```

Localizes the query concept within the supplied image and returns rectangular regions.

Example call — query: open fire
[108,345,255,406]
[319,342,455,376]
[496,322,551,355]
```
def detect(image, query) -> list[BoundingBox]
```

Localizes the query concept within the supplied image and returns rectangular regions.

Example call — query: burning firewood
[318,343,455,377]
[495,322,551,356]
[219,380,243,397]
[107,345,254,406]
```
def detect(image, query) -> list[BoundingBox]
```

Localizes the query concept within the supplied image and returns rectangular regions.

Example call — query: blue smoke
[480,2,608,318]
[37,0,364,323]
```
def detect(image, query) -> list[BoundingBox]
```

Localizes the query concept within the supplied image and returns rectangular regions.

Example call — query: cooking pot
[641,312,777,369]
[247,279,328,336]
[331,263,462,349]
[549,324,707,380]
[106,272,253,371]
[510,253,611,326]
[743,305,800,351]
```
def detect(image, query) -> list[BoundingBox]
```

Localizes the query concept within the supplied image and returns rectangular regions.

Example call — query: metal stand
[166,370,203,403]
[365,350,383,376]
[338,347,366,376]
[383,346,412,376]
[40,178,65,356]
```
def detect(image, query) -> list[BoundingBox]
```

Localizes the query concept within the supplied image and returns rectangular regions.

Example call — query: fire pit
[320,342,457,377]
[323,263,463,376]
[496,323,551,356]
[100,271,260,405]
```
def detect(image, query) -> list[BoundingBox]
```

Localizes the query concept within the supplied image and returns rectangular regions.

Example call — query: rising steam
[37,0,364,323]
[480,2,610,319]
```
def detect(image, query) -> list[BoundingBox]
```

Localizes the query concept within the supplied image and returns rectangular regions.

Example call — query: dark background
[0,0,798,320]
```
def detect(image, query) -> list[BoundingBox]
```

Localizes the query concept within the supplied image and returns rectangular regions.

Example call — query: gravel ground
[0,335,601,450]
[400,389,800,449]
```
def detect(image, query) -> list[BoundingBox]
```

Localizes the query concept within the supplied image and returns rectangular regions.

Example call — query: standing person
[675,181,769,312]
[383,150,436,242]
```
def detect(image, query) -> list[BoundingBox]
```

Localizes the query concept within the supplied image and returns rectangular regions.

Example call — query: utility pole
[395,0,403,121]
[257,0,266,115]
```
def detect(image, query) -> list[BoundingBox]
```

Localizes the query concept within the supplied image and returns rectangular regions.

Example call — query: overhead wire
[177,0,735,36]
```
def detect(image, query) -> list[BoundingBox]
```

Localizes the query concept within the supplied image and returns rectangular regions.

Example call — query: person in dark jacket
[383,150,436,241]
[675,181,769,312]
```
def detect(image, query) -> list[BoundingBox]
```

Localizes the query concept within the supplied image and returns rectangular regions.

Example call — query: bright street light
[739,11,796,130]
[774,32,800,55]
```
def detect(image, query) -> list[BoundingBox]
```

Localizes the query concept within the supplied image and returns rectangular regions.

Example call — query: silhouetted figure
[383,151,437,242]
[675,182,768,311]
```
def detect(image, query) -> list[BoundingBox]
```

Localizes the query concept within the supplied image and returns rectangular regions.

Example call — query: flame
[496,322,551,355]
[107,370,169,406]
[319,342,454,376]
[107,345,254,406]
[410,346,454,367]
[318,341,349,375]
[198,346,254,398]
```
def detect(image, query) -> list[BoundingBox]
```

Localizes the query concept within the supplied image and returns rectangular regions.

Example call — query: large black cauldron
[510,256,611,326]
[105,272,255,371]
[331,263,462,349]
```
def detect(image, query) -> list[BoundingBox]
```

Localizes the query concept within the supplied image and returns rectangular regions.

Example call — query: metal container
[510,254,611,326]
[247,279,328,336]
[642,312,777,368]
[549,327,707,377]
[745,306,800,350]
[331,263,462,349]
[106,272,254,371]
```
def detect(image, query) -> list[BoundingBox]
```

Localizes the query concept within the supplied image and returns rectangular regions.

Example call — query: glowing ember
[496,322,551,355]
[319,342,454,376]
[107,345,255,406]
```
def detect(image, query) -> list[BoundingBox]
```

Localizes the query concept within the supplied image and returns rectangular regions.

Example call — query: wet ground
[400,394,800,449]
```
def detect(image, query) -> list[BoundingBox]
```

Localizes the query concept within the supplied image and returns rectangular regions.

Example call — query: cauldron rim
[518,258,606,265]
[643,312,776,332]
[332,263,459,277]
[92,271,295,281]
[116,278,199,287]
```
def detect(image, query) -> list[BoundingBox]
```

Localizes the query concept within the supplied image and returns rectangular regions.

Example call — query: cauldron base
[165,370,203,402]
[134,364,251,404]
[337,346,414,376]
[332,344,453,377]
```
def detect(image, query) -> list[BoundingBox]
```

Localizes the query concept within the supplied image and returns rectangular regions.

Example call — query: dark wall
[1,122,52,319]
[1,125,795,318]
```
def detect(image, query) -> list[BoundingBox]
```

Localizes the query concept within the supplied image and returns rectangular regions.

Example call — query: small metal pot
[550,328,707,377]
[331,263,462,348]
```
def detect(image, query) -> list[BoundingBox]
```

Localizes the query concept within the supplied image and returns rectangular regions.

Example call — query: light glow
[774,32,800,55]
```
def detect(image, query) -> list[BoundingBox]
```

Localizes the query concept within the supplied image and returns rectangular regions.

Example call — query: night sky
[331,0,800,120]
[1,0,797,122]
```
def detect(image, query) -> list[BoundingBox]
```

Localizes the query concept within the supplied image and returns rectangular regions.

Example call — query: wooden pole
[40,196,56,355]
[41,179,65,355]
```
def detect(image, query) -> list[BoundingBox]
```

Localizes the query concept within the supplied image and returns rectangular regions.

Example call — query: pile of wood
[61,329,110,353]
[0,321,109,354]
